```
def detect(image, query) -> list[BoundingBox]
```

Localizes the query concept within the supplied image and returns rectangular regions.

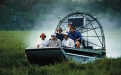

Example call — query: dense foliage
[0,0,121,30]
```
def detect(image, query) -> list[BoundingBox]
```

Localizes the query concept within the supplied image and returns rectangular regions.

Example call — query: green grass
[0,31,121,75]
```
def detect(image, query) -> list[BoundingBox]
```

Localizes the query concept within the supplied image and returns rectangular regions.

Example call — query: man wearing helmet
[36,33,49,48]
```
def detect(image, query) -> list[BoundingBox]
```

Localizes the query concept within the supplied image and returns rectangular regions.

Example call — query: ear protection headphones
[71,25,76,30]
[40,33,46,38]
[57,27,63,32]
[40,36,46,38]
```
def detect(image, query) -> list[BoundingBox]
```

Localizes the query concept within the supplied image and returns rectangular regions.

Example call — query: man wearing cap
[62,33,75,48]
[36,33,49,48]
[49,33,61,47]
[68,26,83,48]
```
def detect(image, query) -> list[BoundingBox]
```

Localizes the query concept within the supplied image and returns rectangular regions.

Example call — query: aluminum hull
[25,47,106,65]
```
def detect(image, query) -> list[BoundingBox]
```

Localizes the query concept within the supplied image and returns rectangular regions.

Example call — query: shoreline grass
[0,31,121,75]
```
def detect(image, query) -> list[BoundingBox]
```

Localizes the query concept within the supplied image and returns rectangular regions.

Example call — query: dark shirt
[56,33,64,41]
[68,31,82,41]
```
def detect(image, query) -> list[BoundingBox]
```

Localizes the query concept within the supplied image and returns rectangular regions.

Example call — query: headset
[57,27,63,32]
[71,25,76,30]
[40,33,46,38]
[40,36,46,38]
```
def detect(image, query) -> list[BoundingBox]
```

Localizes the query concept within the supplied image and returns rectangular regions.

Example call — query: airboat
[25,12,106,65]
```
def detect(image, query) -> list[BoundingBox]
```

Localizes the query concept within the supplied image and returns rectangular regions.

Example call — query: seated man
[66,22,72,33]
[36,33,49,48]
[68,26,83,48]
[56,28,64,41]
[62,33,75,48]
[49,33,61,47]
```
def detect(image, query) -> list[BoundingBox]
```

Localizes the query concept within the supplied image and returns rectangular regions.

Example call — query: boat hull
[25,47,66,65]
[63,48,106,58]
[25,47,106,65]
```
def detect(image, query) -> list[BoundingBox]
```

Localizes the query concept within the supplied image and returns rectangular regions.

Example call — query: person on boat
[62,33,75,48]
[56,27,64,41]
[49,33,61,47]
[66,22,72,33]
[36,33,49,48]
[68,26,83,48]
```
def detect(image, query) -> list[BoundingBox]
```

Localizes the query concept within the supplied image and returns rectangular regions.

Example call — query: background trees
[0,0,121,30]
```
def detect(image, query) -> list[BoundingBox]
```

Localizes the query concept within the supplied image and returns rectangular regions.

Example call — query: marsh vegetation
[0,31,121,75]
